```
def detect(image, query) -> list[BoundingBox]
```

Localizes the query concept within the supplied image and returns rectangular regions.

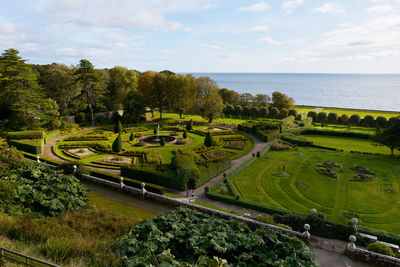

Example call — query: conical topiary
[153,127,158,135]
[129,133,134,141]
[114,120,123,133]
[112,134,123,152]
[186,119,193,131]
[160,136,165,146]
[182,130,187,139]
[204,132,214,147]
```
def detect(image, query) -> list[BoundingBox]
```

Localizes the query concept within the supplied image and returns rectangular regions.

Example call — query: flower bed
[351,165,375,174]
[92,155,135,166]
[64,147,98,159]
[203,150,235,160]
[223,140,247,150]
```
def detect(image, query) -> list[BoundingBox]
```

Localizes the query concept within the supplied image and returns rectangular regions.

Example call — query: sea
[190,73,400,112]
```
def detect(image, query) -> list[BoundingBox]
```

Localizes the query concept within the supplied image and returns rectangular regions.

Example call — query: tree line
[0,48,294,130]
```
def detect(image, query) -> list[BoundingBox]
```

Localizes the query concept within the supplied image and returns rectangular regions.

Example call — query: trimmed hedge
[8,139,44,154]
[6,130,45,140]
[280,133,313,146]
[197,159,231,186]
[300,128,371,139]
[358,226,400,247]
[124,126,148,133]
[45,130,60,143]
[367,243,394,257]
[58,141,112,152]
[172,153,200,188]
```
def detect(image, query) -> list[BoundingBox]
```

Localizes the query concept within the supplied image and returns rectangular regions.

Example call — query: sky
[1,0,400,73]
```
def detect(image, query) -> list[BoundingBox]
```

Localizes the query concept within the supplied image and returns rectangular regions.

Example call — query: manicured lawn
[230,147,400,233]
[296,106,400,120]
[311,123,376,134]
[301,135,392,155]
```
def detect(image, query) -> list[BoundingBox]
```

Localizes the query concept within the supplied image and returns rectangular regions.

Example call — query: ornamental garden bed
[203,149,235,160]
[92,155,135,166]
[63,147,98,159]
[223,140,247,150]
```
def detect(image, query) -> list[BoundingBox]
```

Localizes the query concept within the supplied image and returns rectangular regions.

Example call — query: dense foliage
[0,162,88,217]
[115,207,317,266]
[112,134,123,152]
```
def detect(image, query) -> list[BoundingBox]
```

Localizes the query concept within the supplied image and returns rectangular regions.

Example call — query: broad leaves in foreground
[115,207,317,266]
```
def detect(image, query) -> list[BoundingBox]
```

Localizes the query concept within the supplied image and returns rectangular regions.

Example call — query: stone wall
[349,248,400,266]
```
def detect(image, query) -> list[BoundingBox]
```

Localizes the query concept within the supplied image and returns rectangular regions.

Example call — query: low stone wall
[348,248,400,266]
[79,173,303,239]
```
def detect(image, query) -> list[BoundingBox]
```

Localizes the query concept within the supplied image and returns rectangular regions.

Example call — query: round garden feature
[140,135,177,144]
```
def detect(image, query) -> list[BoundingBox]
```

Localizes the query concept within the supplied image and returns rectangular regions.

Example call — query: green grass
[311,123,376,134]
[296,105,400,120]
[301,135,393,155]
[230,147,400,233]
[192,201,232,213]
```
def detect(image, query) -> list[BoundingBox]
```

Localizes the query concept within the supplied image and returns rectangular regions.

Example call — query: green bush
[204,132,214,147]
[45,129,60,143]
[114,120,123,133]
[299,128,371,139]
[363,115,375,127]
[6,130,45,140]
[7,139,44,154]
[269,107,279,118]
[328,113,338,124]
[186,119,193,131]
[124,126,148,133]
[160,136,165,146]
[358,226,400,247]
[172,153,200,188]
[0,180,16,212]
[182,130,187,139]
[197,159,231,185]
[75,112,86,123]
[367,242,394,257]
[129,133,134,141]
[112,134,123,152]
[307,111,317,122]
[280,133,313,146]
[349,114,361,126]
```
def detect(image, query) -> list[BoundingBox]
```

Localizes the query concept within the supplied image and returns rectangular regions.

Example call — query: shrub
[204,132,214,147]
[0,145,26,176]
[160,136,165,146]
[111,111,122,123]
[172,153,200,188]
[6,130,45,140]
[250,106,259,117]
[307,111,317,122]
[7,139,44,154]
[75,112,86,123]
[376,116,387,128]
[256,151,260,157]
[327,113,338,124]
[288,109,297,117]
[129,133,134,141]
[185,119,193,131]
[269,107,279,118]
[234,105,243,115]
[317,112,327,124]
[339,114,349,124]
[112,134,123,152]
[363,115,375,127]
[367,243,394,257]
[46,118,60,130]
[243,106,251,116]
[182,130,187,139]
[279,108,288,119]
[349,114,361,126]
[0,180,15,212]
[389,117,399,127]
[224,104,234,115]
[114,120,123,133]
[259,107,269,118]
[280,133,313,146]
[296,114,302,120]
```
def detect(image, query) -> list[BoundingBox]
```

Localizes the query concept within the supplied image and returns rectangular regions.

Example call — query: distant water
[190,73,400,112]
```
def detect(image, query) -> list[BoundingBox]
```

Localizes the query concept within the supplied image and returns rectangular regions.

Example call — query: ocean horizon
[188,73,400,112]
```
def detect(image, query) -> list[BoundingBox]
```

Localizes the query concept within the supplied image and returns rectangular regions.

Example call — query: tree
[204,132,214,147]
[349,114,361,126]
[74,59,102,126]
[234,105,243,116]
[363,115,374,127]
[243,106,251,117]
[193,77,224,123]
[138,71,157,117]
[376,116,387,129]
[240,93,254,105]
[112,134,123,152]
[168,74,190,119]
[39,63,80,115]
[317,112,328,124]
[224,104,234,115]
[0,49,59,129]
[250,106,259,118]
[339,114,349,124]
[279,108,289,119]
[186,119,193,131]
[374,121,400,157]
[269,107,279,119]
[218,88,241,104]
[254,94,270,107]
[307,111,317,122]
[271,92,294,110]
[183,130,187,139]
[123,90,146,123]
[152,72,173,119]
[107,66,138,111]
[260,107,269,118]
[328,113,338,124]
[129,133,134,141]
[114,120,123,133]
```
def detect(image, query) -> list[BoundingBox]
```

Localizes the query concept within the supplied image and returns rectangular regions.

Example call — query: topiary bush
[349,114,361,126]
[327,113,338,124]
[288,109,297,117]
[243,106,251,117]
[114,120,123,133]
[160,136,165,146]
[182,130,187,139]
[367,242,394,257]
[339,114,349,124]
[307,111,317,122]
[250,106,259,118]
[112,134,123,152]
[260,107,269,118]
[363,115,375,127]
[269,107,279,118]
[129,133,134,141]
[224,104,234,115]
[376,116,387,128]
[186,119,193,131]
[234,105,243,116]
[204,132,214,147]
[317,112,327,124]
[279,108,289,119]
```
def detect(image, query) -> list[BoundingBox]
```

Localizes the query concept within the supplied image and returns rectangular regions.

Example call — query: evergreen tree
[154,127,158,135]
[204,132,214,147]
[183,130,187,139]
[160,136,165,146]
[0,49,59,129]
[112,134,123,152]
[114,120,123,133]
[129,133,134,141]
[186,119,193,131]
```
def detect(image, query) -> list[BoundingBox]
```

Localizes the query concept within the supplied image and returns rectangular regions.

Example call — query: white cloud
[261,37,281,45]
[282,0,304,14]
[365,5,393,13]
[202,44,224,50]
[218,53,238,58]
[312,3,346,14]
[249,26,269,32]
[238,1,270,12]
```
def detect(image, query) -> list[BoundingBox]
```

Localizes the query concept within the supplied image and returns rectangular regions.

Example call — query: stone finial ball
[351,218,358,225]
[304,224,310,230]
[310,208,317,215]
[119,177,124,182]
[141,182,145,188]
[73,165,77,170]
[349,235,357,242]
[36,155,40,159]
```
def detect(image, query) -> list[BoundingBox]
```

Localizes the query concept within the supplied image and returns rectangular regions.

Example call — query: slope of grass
[230,147,400,233]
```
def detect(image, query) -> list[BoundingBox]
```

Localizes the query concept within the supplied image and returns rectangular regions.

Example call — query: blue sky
[1,0,400,73]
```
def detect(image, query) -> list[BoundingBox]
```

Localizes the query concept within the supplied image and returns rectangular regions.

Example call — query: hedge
[300,128,371,139]
[45,129,60,143]
[58,141,112,152]
[8,139,44,154]
[121,164,185,191]
[124,126,148,133]
[172,153,200,188]
[190,129,235,136]
[280,133,313,146]
[255,128,280,142]
[358,226,400,247]
[6,130,45,140]
[197,159,231,186]
[122,150,161,164]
